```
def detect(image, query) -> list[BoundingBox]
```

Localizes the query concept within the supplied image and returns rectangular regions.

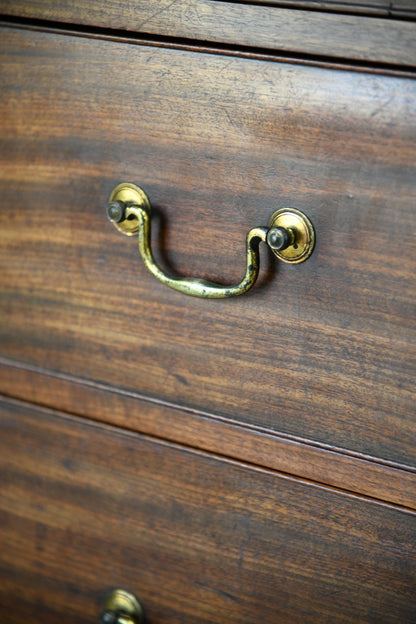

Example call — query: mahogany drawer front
[0,396,415,624]
[1,1,416,66]
[0,25,415,468]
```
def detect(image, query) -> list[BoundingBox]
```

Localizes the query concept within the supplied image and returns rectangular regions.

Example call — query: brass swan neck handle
[106,183,315,299]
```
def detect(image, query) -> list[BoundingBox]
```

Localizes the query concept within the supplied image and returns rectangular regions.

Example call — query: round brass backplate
[103,589,144,624]
[108,182,151,236]
[268,207,315,263]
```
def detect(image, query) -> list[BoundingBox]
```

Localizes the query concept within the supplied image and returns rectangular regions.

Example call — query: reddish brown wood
[1,1,416,66]
[0,357,414,510]
[0,26,415,466]
[1,4,415,622]
[0,396,415,624]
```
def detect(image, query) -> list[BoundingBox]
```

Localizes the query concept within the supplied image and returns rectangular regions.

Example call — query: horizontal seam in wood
[0,355,414,475]
[1,391,415,515]
[1,15,416,78]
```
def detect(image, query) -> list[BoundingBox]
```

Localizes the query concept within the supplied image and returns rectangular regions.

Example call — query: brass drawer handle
[107,182,315,299]
[100,589,144,624]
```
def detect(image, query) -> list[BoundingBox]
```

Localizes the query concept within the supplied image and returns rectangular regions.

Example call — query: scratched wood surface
[216,0,416,17]
[1,397,415,624]
[0,26,415,467]
[1,1,416,66]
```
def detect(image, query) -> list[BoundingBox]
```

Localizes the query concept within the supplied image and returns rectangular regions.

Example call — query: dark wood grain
[0,26,415,466]
[1,357,415,510]
[216,0,416,18]
[1,1,416,66]
[0,396,415,624]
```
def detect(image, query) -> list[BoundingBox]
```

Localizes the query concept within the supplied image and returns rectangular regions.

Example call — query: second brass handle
[106,183,315,299]
[100,589,144,624]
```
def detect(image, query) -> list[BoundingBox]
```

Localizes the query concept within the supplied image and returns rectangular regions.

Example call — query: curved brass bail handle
[107,183,315,299]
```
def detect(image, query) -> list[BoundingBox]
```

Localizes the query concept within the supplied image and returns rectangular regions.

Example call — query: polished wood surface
[0,5,415,622]
[0,26,415,467]
[1,357,414,509]
[1,1,416,66]
[0,396,415,624]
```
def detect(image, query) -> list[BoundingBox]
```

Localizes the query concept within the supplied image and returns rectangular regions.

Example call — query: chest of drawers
[0,2,415,622]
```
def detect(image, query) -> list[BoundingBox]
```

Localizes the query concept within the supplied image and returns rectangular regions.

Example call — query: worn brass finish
[107,183,315,298]
[108,183,150,236]
[100,589,144,624]
[268,208,315,263]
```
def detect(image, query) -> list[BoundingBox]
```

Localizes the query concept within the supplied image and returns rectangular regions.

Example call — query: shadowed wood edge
[0,357,414,511]
[1,1,416,67]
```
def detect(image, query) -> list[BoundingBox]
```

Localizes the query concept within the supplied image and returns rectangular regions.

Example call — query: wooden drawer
[0,25,415,469]
[1,1,416,65]
[1,396,415,623]
[0,6,415,623]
